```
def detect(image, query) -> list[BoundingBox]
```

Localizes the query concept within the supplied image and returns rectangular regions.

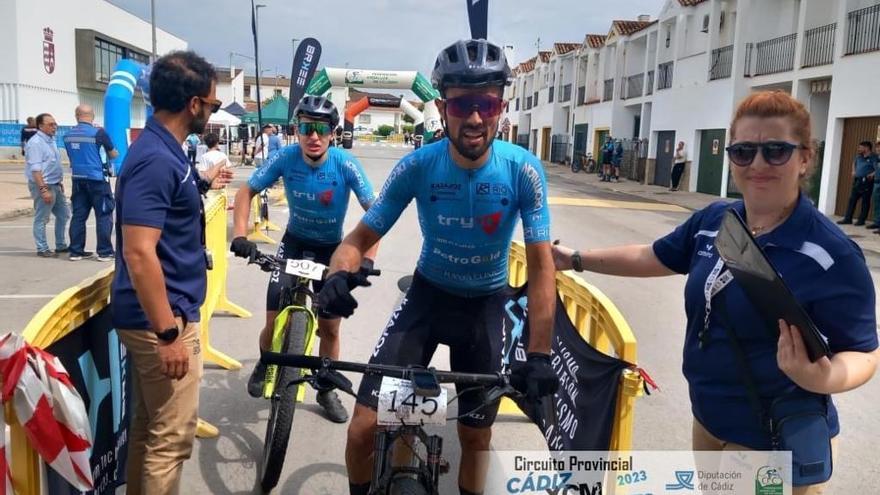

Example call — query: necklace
[747,204,795,236]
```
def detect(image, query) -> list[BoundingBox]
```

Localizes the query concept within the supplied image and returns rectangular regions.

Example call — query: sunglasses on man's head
[298,121,332,137]
[444,94,504,120]
[199,97,222,113]
[725,141,806,167]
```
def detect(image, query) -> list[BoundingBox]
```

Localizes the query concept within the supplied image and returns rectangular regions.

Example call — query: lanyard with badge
[700,258,733,348]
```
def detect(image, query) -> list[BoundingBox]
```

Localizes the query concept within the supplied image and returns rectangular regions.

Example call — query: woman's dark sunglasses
[725,141,806,166]
[298,121,332,136]
[444,94,504,119]
[198,97,223,114]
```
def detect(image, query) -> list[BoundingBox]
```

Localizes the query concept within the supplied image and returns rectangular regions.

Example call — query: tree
[401,124,415,134]
[374,124,395,137]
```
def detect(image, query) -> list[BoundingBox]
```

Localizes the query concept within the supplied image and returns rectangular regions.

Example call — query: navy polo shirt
[854,153,878,178]
[653,194,878,449]
[111,117,206,330]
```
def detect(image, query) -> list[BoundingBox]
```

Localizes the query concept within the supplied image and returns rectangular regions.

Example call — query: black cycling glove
[318,268,374,318]
[230,236,258,260]
[511,352,560,402]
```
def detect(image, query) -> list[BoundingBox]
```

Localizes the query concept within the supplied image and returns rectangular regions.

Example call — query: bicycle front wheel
[388,476,430,495]
[259,310,308,492]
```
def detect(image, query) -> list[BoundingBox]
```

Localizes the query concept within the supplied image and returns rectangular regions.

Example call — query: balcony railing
[803,23,837,67]
[561,84,572,103]
[657,61,674,90]
[603,79,614,101]
[624,73,644,99]
[754,33,797,76]
[646,70,654,95]
[548,86,555,103]
[846,3,880,55]
[577,85,586,105]
[709,44,733,80]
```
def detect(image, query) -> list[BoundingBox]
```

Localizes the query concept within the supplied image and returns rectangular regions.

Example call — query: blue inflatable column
[104,59,147,174]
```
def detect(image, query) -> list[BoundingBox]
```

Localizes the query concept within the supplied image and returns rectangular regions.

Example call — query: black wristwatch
[155,326,180,343]
[571,251,584,272]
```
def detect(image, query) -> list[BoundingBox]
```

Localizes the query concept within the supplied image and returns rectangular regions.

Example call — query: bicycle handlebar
[244,250,381,279]
[260,351,507,387]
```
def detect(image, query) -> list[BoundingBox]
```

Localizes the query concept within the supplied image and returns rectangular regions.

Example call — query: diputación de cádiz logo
[755,465,784,495]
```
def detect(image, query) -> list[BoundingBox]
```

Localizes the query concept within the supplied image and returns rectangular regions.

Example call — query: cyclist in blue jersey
[317,39,560,495]
[230,95,377,423]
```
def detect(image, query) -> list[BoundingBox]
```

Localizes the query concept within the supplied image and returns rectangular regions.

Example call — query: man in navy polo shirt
[63,104,118,261]
[111,50,229,494]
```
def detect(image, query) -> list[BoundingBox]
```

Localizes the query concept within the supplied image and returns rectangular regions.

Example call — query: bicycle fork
[370,427,445,494]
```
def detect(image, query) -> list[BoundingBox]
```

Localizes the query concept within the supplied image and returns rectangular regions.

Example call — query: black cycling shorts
[266,231,339,319]
[356,271,507,428]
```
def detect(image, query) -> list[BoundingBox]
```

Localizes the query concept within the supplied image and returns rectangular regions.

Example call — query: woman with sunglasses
[552,91,878,494]
[230,95,378,424]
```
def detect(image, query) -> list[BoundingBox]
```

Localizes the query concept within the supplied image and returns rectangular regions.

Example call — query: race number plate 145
[377,377,447,426]
[285,259,326,280]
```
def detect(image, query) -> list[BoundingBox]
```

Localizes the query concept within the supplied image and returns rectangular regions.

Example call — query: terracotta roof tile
[678,0,708,6]
[538,51,552,63]
[584,34,606,48]
[612,20,656,35]
[553,42,580,55]
[519,57,536,73]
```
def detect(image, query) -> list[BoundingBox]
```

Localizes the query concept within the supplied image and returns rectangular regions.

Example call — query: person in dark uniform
[20,116,37,157]
[838,141,877,226]
[63,104,119,261]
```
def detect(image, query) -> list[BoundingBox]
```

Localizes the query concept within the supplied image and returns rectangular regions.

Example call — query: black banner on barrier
[287,37,323,124]
[466,0,489,40]
[45,307,130,495]
[502,285,630,451]
[367,96,402,108]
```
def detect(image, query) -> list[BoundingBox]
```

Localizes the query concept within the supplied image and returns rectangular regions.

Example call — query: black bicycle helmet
[293,95,339,127]
[431,39,513,95]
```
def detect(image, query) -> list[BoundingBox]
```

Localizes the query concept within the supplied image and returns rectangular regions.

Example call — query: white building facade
[509,0,880,216]
[0,0,186,134]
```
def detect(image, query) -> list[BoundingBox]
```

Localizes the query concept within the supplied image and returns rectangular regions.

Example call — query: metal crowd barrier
[8,193,247,493]
[504,241,644,452]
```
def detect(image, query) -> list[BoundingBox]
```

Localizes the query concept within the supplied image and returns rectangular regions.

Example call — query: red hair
[730,90,813,151]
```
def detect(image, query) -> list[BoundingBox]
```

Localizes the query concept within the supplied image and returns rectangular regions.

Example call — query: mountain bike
[259,351,525,495]
[571,152,596,174]
[245,250,379,492]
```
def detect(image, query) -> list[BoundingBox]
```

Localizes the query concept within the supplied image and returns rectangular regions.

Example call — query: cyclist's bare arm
[525,241,556,355]
[360,201,380,261]
[329,221,381,274]
[232,185,260,238]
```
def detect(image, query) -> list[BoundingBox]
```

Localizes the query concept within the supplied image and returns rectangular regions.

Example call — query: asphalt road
[2,143,877,493]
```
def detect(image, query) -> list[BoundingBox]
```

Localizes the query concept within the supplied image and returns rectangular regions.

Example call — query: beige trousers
[693,418,838,495]
[119,322,202,495]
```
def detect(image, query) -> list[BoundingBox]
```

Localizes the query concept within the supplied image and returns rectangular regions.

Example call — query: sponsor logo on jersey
[318,189,334,206]
[437,211,503,235]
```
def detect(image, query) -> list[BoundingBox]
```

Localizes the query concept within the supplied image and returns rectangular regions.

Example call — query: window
[94,38,150,83]
[358,114,371,124]
[244,86,251,99]
[274,89,282,96]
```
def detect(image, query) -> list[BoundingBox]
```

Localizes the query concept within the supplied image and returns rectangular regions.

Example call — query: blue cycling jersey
[364,139,552,295]
[248,145,375,244]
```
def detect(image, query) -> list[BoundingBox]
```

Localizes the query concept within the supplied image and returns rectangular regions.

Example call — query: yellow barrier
[247,194,281,244]
[503,241,644,452]
[10,194,248,491]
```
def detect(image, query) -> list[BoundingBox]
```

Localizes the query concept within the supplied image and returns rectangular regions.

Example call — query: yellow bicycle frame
[262,304,319,401]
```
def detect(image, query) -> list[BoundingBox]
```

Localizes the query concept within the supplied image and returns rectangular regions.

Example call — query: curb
[0,207,33,220]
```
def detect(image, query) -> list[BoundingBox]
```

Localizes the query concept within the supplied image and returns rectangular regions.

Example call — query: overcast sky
[109,0,665,81]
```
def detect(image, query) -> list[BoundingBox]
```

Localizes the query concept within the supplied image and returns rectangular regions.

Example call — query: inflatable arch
[306,68,442,149]
[104,59,152,174]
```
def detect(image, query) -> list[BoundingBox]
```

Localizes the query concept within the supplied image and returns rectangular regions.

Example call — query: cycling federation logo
[755,466,784,495]
[318,189,333,206]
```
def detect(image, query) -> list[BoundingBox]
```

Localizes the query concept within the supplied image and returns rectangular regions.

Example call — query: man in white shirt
[198,133,229,172]
[252,124,273,165]
[670,140,687,191]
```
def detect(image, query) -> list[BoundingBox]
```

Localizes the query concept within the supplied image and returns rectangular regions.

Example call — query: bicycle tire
[259,310,308,492]
[388,476,429,495]
[570,160,581,173]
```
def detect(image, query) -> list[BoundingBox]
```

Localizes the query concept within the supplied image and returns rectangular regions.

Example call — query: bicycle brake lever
[313,367,355,397]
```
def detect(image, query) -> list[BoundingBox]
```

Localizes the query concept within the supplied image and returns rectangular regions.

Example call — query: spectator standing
[869,140,880,231]
[600,136,614,181]
[111,51,231,494]
[267,126,282,157]
[611,139,624,182]
[63,104,119,261]
[198,132,229,172]
[25,113,70,257]
[185,133,200,166]
[20,117,37,157]
[670,141,688,191]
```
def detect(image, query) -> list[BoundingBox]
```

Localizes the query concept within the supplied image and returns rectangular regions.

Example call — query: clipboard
[713,209,831,362]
